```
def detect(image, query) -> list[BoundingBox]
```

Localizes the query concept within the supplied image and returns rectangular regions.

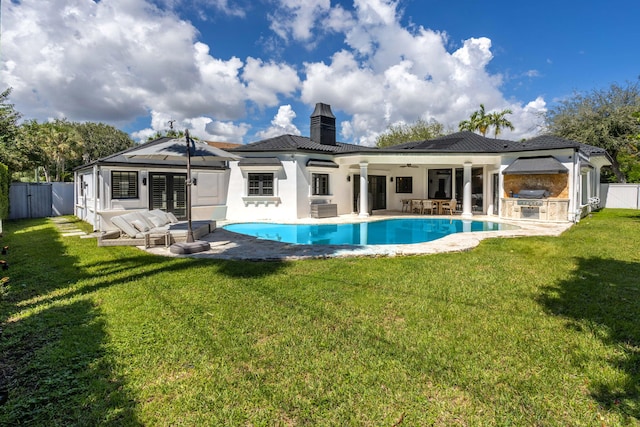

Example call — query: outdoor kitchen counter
[501,198,569,222]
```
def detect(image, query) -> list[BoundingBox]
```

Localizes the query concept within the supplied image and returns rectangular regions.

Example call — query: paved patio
[143,213,573,261]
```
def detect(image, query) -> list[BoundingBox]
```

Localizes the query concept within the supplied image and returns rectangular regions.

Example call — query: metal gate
[9,183,53,219]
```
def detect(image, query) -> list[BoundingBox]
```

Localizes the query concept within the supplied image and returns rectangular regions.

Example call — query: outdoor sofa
[97,209,215,248]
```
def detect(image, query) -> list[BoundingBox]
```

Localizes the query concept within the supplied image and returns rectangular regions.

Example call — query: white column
[451,167,456,199]
[594,166,601,201]
[359,162,369,217]
[93,165,99,230]
[462,162,473,219]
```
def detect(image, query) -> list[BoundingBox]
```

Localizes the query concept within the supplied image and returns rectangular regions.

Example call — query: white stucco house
[75,103,612,232]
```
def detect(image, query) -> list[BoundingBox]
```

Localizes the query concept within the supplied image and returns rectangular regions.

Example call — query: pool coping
[143,213,573,261]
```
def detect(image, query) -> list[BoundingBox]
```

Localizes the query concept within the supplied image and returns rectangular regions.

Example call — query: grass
[1,210,639,426]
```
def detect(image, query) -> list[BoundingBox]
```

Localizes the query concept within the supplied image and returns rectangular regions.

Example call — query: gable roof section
[382,131,514,152]
[230,134,365,154]
[382,132,611,161]
[306,159,339,168]
[74,137,230,170]
[383,131,585,153]
[502,156,569,175]
[238,157,283,167]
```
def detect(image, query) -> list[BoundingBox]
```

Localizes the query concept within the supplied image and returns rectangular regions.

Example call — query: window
[312,173,330,195]
[111,171,138,199]
[395,177,413,193]
[248,173,274,196]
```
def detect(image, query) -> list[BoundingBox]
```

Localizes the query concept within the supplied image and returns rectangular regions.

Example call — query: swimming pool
[223,218,515,246]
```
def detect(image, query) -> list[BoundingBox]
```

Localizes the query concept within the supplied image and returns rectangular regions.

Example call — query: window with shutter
[248,173,274,196]
[111,171,138,199]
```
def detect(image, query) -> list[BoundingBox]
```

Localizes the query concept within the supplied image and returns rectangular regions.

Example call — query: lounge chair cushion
[149,209,171,224]
[111,215,140,238]
[131,219,149,233]
[104,210,215,244]
[146,214,166,228]
[122,212,154,231]
[166,212,179,223]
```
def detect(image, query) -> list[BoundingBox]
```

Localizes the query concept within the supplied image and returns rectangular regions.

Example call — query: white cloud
[242,58,301,107]
[298,0,543,145]
[2,0,548,147]
[130,110,250,143]
[256,105,301,139]
[151,0,246,18]
[0,0,294,143]
[203,120,250,142]
[268,0,332,43]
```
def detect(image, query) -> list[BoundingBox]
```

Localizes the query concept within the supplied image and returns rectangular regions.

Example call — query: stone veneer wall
[503,174,569,198]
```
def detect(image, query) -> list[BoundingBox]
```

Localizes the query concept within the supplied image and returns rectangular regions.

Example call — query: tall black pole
[185,129,194,243]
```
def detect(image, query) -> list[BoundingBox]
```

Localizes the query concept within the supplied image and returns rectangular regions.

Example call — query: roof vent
[310,103,336,146]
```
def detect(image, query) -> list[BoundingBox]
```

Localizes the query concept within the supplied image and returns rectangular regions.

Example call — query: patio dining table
[407,199,446,215]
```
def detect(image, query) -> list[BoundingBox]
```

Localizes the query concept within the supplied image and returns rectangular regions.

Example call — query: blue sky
[2,0,639,145]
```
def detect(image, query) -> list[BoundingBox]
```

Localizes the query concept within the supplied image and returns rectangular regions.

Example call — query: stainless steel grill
[515,189,549,199]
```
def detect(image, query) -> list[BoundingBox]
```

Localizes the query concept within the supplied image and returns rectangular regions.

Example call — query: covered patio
[342,155,498,220]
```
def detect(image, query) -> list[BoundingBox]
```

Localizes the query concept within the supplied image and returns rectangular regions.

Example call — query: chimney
[310,103,336,146]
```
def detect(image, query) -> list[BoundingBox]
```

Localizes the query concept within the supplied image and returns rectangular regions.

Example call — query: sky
[1,0,639,146]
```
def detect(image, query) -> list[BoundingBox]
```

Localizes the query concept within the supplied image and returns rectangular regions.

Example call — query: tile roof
[230,134,365,154]
[382,131,611,158]
[74,137,230,170]
[206,141,242,150]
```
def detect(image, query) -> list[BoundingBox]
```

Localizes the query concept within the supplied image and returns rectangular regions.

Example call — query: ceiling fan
[400,163,418,168]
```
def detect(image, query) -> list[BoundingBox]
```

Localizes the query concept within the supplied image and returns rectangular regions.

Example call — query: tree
[489,109,514,138]
[146,129,185,141]
[375,119,445,148]
[458,104,490,136]
[18,119,83,182]
[545,81,640,183]
[73,122,134,164]
[0,88,22,173]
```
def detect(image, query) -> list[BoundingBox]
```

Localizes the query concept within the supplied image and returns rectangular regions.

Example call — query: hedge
[0,163,8,220]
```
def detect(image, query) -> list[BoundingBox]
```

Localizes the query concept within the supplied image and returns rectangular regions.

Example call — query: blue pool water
[223,218,515,246]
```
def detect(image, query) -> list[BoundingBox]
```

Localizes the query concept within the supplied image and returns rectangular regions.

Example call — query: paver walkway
[50,217,99,239]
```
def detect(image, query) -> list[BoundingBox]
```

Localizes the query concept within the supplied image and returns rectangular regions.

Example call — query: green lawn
[1,210,639,426]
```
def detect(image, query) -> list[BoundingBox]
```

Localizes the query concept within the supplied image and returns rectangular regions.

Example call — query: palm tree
[489,109,514,138]
[458,104,490,136]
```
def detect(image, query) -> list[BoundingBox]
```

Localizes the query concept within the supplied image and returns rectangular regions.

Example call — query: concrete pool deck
[143,212,573,261]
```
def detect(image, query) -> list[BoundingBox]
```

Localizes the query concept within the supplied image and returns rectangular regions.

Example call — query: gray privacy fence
[600,184,640,209]
[8,182,74,219]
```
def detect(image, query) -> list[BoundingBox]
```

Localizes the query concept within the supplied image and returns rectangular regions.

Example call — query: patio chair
[441,199,457,215]
[401,199,411,213]
[421,200,435,215]
[411,199,422,214]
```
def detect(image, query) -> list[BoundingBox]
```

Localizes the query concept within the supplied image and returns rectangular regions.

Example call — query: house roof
[74,137,230,170]
[382,131,512,152]
[502,156,569,175]
[75,131,611,172]
[231,131,610,160]
[207,141,242,150]
[237,157,283,167]
[230,134,367,154]
[306,159,339,168]
[381,131,609,157]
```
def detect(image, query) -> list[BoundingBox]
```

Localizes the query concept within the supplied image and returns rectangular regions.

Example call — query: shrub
[0,163,8,219]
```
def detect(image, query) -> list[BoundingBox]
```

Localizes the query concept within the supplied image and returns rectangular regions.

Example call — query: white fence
[600,184,640,209]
